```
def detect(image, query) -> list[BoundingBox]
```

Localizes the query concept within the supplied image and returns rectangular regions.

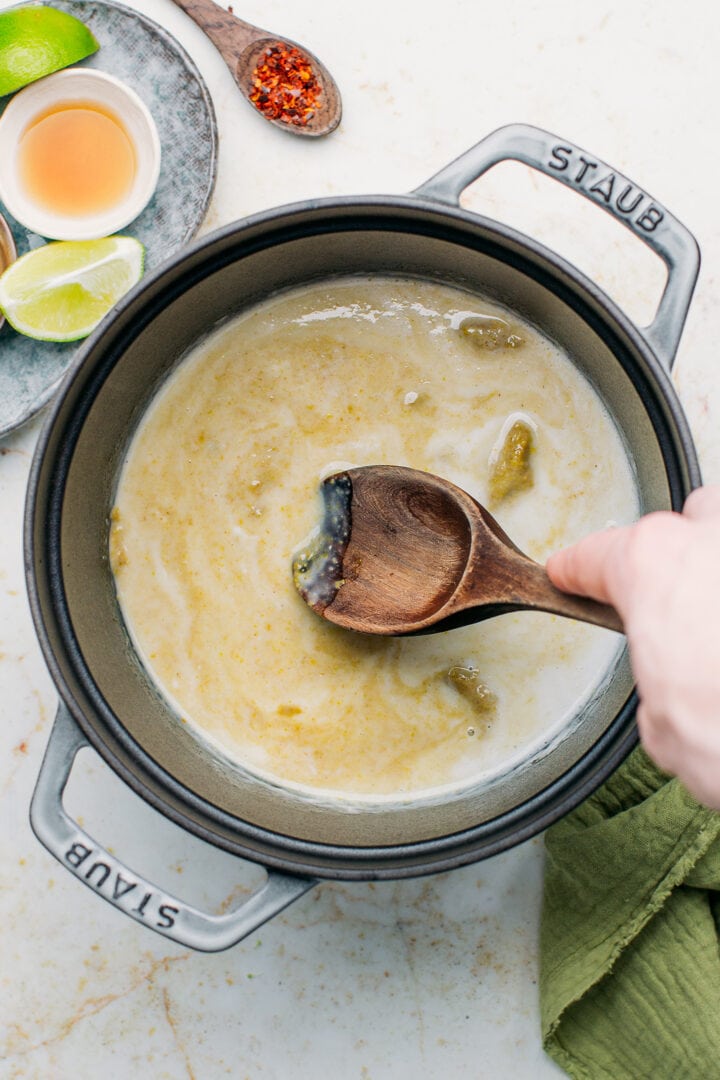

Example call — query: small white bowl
[0,68,161,241]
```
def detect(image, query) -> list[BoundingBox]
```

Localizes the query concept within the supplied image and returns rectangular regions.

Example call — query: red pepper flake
[249,44,322,127]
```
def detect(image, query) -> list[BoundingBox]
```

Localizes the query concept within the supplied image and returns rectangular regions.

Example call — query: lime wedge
[0,6,99,97]
[0,236,144,341]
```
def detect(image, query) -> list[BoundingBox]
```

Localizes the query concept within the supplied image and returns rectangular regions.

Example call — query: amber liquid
[19,101,136,217]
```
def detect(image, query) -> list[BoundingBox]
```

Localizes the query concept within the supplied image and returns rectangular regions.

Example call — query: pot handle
[414,123,699,369]
[30,704,317,952]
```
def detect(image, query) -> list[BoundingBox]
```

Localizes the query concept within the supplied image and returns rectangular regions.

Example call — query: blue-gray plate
[0,0,218,438]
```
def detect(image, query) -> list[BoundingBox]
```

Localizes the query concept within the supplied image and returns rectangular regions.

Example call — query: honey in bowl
[18,101,136,217]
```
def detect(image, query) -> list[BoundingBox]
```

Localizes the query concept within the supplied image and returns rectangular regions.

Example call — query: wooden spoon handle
[448,532,624,633]
[534,586,623,633]
[506,557,623,633]
[169,0,258,65]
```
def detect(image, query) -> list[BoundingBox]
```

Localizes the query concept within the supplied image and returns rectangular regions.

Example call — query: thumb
[546,526,631,606]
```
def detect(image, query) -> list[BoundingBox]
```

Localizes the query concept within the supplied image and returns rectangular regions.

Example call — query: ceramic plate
[0,0,218,438]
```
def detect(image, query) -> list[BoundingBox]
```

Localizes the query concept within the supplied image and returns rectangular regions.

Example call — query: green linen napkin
[541,745,720,1080]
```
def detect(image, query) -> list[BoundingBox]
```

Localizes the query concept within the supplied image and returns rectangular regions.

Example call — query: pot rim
[25,191,701,878]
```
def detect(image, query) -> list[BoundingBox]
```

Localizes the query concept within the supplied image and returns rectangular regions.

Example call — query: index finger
[683,485,720,521]
[546,526,632,606]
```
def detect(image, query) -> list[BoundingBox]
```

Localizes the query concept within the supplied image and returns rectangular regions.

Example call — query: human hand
[546,486,720,809]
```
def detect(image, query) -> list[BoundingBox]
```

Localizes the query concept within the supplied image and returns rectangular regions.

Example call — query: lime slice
[0,236,144,341]
[0,6,99,97]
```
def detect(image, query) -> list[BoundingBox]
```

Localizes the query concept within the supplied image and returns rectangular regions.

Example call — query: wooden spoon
[170,0,341,136]
[0,211,16,331]
[292,465,623,635]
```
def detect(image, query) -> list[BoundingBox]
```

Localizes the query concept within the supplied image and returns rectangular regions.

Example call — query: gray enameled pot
[26,125,701,951]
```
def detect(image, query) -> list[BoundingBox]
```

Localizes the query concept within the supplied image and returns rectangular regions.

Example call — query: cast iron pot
[26,125,701,952]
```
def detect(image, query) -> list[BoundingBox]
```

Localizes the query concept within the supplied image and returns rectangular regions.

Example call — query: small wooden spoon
[292,465,623,635]
[0,211,17,331]
[170,0,341,136]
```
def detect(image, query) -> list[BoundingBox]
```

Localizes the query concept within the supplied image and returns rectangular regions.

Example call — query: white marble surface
[2,0,720,1075]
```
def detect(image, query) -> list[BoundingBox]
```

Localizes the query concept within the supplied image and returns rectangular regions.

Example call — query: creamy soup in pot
[110,278,639,798]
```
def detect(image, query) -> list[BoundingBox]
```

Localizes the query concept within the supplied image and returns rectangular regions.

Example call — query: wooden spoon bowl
[293,465,623,636]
